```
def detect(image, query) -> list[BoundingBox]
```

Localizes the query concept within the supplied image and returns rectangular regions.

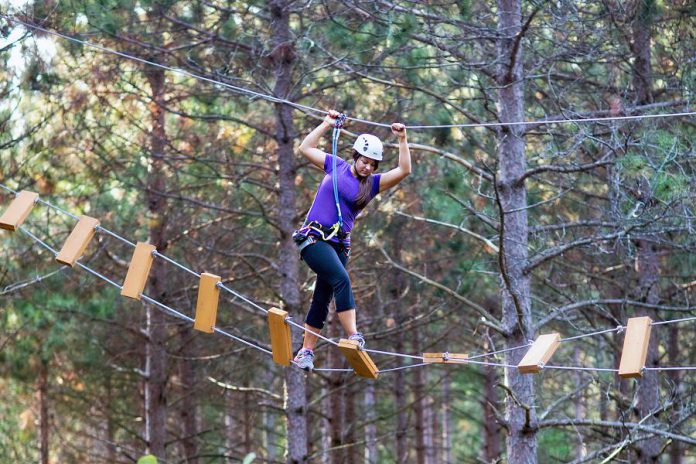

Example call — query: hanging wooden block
[55,216,100,267]
[0,190,39,231]
[517,333,561,374]
[619,316,653,379]
[338,339,378,379]
[422,353,469,364]
[193,273,221,333]
[121,242,156,300]
[267,307,292,366]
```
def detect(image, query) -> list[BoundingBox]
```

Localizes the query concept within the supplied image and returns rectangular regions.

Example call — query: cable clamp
[616,325,625,334]
[216,282,223,288]
[443,352,450,362]
[538,362,546,370]
[334,112,347,129]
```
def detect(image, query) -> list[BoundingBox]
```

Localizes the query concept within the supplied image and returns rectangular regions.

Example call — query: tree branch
[377,246,504,334]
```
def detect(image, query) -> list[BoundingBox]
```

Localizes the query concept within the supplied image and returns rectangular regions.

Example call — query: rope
[331,113,347,229]
[363,348,424,361]
[4,14,696,130]
[17,223,276,357]
[651,316,696,326]
[95,225,136,248]
[0,183,17,194]
[543,365,618,373]
[560,326,623,342]
[467,342,533,360]
[644,366,696,371]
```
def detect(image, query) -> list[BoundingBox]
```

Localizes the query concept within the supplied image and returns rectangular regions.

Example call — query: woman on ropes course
[292,109,411,371]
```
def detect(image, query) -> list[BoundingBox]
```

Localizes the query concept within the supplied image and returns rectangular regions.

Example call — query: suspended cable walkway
[2,183,695,378]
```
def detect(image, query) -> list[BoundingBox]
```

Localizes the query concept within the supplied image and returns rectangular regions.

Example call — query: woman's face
[354,156,377,177]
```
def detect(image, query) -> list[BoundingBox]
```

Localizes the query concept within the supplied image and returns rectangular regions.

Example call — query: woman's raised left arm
[378,123,412,193]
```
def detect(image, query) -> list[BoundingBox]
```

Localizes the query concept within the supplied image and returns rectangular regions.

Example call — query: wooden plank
[55,216,100,267]
[422,353,468,364]
[193,273,221,333]
[0,191,39,231]
[517,333,561,374]
[338,339,378,379]
[619,316,653,379]
[267,307,292,366]
[121,242,156,300]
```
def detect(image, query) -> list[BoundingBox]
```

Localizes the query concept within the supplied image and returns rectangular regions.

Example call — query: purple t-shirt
[305,155,381,245]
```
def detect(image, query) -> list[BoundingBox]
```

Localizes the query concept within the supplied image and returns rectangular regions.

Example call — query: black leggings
[301,240,355,329]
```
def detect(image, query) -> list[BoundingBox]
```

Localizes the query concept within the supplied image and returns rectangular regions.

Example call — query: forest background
[0,1,695,463]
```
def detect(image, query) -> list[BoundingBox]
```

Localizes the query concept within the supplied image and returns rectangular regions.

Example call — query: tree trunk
[394,341,409,463]
[224,390,236,461]
[442,369,452,464]
[364,381,378,464]
[424,374,436,464]
[38,358,49,464]
[668,325,682,464]
[144,65,170,460]
[630,3,661,462]
[634,240,661,463]
[178,328,198,463]
[328,316,345,464]
[413,329,426,464]
[573,346,587,459]
[267,1,306,462]
[482,364,502,462]
[496,1,537,463]
[344,381,357,463]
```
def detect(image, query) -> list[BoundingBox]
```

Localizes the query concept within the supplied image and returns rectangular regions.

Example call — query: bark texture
[268,1,307,462]
[144,65,170,460]
[496,1,537,462]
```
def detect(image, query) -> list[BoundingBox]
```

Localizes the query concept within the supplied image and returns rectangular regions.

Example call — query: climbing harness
[293,113,349,254]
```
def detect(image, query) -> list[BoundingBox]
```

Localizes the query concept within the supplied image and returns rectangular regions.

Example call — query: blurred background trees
[1,0,694,462]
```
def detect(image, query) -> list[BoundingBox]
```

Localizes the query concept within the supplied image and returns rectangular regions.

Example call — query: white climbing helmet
[352,134,383,161]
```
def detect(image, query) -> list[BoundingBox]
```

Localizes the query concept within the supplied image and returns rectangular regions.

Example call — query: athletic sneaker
[348,332,366,349]
[294,348,315,371]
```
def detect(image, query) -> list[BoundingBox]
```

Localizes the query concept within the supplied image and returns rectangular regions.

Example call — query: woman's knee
[330,270,351,291]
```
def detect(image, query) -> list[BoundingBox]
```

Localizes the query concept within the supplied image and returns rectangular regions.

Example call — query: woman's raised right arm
[299,110,340,169]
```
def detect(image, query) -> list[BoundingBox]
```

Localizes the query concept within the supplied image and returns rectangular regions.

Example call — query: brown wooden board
[0,191,39,231]
[422,353,469,364]
[618,316,653,379]
[193,273,221,333]
[338,339,378,379]
[121,242,156,300]
[55,216,100,267]
[267,307,292,366]
[517,333,561,374]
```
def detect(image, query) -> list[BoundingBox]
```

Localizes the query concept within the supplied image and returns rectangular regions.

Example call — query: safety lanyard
[331,113,347,230]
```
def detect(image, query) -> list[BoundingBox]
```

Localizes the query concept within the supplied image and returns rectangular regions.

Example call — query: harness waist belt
[304,221,350,241]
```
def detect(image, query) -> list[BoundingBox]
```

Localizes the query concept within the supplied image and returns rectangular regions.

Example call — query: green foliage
[538,429,573,461]
[137,455,158,464]
[653,172,689,202]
